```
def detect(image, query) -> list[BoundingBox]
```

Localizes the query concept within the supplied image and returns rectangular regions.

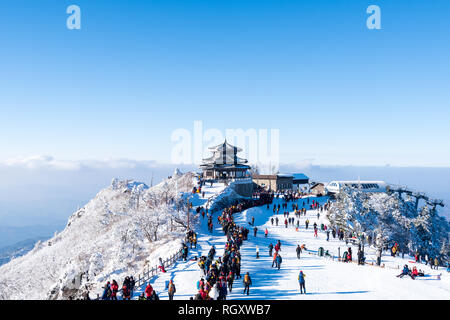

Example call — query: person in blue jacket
[298,271,306,294]
[276,254,282,270]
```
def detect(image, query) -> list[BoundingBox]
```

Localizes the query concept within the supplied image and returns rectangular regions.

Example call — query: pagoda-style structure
[200,140,251,180]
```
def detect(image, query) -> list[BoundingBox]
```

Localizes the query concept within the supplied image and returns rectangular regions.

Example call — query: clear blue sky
[1,0,449,166]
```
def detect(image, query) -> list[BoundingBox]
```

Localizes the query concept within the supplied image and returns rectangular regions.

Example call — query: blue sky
[1,0,450,166]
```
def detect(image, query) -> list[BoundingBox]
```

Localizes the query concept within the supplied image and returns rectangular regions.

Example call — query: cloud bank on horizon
[0,155,448,229]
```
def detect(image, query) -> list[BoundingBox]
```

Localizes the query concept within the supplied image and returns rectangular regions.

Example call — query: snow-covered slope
[137,195,450,300]
[0,171,196,300]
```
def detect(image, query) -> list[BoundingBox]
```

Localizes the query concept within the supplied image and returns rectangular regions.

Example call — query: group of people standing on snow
[101,276,135,300]
[192,203,252,299]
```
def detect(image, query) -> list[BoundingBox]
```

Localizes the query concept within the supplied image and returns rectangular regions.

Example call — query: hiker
[397,265,414,279]
[271,217,274,225]
[159,257,166,273]
[411,266,419,279]
[243,272,252,295]
[268,243,273,257]
[168,280,176,300]
[219,280,228,300]
[296,245,301,259]
[129,276,135,297]
[149,290,160,301]
[275,217,279,226]
[347,247,352,261]
[434,257,439,270]
[265,228,268,238]
[182,244,189,261]
[138,292,146,300]
[253,226,258,237]
[357,249,365,265]
[193,233,197,249]
[298,271,306,294]
[209,283,220,300]
[276,253,282,270]
[272,251,278,268]
[101,281,111,300]
[122,285,131,300]
[109,280,118,300]
[145,283,153,299]
[227,271,234,292]
[256,246,260,259]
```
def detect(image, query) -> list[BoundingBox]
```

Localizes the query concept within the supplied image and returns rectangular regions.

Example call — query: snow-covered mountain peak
[0,173,197,300]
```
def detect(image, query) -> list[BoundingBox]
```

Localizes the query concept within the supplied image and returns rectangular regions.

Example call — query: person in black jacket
[296,245,301,259]
[268,243,273,257]
[150,290,160,300]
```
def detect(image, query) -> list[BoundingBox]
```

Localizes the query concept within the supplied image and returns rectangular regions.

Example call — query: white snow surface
[1,176,448,300]
[132,192,450,300]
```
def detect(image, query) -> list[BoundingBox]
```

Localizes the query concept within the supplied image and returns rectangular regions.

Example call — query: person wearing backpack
[102,281,111,300]
[276,254,282,270]
[110,280,119,300]
[243,272,252,295]
[168,279,176,300]
[145,283,153,299]
[122,284,131,300]
[298,271,306,294]
[227,271,234,292]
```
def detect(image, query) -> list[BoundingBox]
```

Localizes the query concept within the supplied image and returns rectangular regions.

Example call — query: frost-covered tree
[328,187,450,261]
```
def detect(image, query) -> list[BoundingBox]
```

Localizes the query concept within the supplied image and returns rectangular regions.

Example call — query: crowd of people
[192,202,253,299]
[91,180,447,301]
[101,276,136,300]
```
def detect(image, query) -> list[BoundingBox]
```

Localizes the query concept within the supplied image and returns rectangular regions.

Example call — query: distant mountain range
[0,225,62,248]
[0,237,49,266]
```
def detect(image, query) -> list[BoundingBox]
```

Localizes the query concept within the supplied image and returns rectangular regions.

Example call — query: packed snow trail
[133,184,450,300]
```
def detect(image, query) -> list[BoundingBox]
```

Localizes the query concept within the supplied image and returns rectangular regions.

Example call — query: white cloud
[0,155,164,171]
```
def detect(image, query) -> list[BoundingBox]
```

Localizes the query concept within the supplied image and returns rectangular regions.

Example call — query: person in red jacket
[110,280,119,300]
[199,288,209,300]
[122,285,131,300]
[145,283,153,299]
[411,266,419,279]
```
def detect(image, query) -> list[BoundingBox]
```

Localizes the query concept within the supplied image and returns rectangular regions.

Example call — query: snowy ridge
[0,172,196,300]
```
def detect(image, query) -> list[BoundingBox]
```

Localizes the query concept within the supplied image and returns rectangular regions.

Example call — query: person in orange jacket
[272,251,278,268]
